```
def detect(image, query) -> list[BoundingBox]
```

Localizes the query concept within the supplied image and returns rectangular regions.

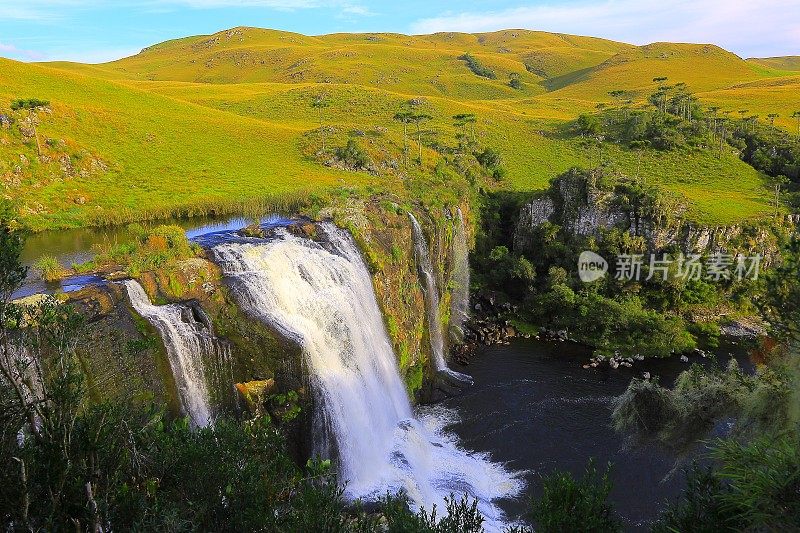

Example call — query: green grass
[1,26,796,230]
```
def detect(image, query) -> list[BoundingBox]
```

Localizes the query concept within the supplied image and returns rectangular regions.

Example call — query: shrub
[655,436,800,532]
[34,254,67,282]
[528,461,622,533]
[382,492,484,532]
[335,139,370,170]
[74,224,198,275]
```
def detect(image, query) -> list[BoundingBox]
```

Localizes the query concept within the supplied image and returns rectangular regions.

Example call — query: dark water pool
[444,338,753,531]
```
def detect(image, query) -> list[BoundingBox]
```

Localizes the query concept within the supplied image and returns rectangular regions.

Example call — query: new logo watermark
[578,251,608,282]
[577,252,762,283]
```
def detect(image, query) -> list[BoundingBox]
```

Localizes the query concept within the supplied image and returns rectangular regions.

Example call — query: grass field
[1,27,797,230]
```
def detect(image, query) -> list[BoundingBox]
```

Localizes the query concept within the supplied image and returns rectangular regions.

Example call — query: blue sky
[1,0,798,63]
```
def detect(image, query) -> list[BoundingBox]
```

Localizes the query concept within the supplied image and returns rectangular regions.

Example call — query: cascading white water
[122,279,230,427]
[408,213,474,385]
[449,208,471,344]
[211,223,520,530]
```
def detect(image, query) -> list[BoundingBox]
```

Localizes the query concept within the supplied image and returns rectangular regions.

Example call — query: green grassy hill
[2,27,797,229]
[748,56,800,71]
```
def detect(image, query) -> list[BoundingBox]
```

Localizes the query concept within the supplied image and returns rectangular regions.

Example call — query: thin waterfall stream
[122,279,231,428]
[449,208,471,344]
[408,213,474,386]
[210,222,521,531]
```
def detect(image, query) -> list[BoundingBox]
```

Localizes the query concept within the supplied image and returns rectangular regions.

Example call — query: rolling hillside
[2,27,797,229]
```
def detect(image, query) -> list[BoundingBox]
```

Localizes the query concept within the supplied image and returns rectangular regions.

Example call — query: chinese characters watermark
[578,251,762,282]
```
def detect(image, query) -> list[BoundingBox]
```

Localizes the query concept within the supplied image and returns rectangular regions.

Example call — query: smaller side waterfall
[122,279,230,427]
[449,208,470,343]
[408,213,473,386]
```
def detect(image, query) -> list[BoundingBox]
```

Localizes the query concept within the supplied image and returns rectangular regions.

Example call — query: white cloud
[0,42,46,61]
[410,0,800,58]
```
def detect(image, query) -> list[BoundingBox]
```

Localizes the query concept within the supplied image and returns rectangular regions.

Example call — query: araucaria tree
[453,113,477,151]
[393,108,414,167]
[310,93,330,153]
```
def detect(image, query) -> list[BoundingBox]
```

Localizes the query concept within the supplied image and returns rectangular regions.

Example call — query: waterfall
[449,208,470,344]
[122,279,230,427]
[211,223,520,530]
[408,213,473,386]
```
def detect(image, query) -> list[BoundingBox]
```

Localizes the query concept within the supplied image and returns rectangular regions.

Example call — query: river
[442,337,753,531]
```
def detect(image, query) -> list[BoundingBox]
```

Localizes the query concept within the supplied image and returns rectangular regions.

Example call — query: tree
[759,235,800,341]
[310,93,329,152]
[574,114,602,136]
[10,98,49,157]
[393,109,414,167]
[749,114,760,133]
[453,112,477,150]
[706,106,721,138]
[608,90,627,122]
[629,139,650,179]
[409,111,432,164]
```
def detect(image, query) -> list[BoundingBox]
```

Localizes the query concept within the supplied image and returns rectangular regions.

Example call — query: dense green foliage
[760,235,800,340]
[732,125,800,207]
[612,357,796,445]
[10,98,50,112]
[459,53,497,80]
[572,82,800,209]
[654,436,800,532]
[508,461,621,533]
[334,139,371,170]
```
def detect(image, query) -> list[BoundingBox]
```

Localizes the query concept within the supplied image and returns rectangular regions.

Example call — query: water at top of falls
[449,208,470,344]
[122,279,225,428]
[210,223,522,531]
[408,213,474,386]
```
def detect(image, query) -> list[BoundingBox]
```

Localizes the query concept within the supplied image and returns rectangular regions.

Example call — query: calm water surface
[443,337,753,531]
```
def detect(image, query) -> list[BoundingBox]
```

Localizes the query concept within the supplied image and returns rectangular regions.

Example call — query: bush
[382,492,484,532]
[613,353,798,446]
[536,289,695,357]
[74,224,199,276]
[34,254,67,282]
[527,461,621,533]
[486,245,536,294]
[335,139,370,170]
[656,436,800,532]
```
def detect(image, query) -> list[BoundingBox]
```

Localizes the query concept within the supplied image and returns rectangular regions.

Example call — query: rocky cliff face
[315,196,470,399]
[62,200,468,430]
[67,256,311,454]
[514,169,790,259]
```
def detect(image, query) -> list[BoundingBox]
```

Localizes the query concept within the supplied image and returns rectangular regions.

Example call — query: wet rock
[239,224,266,238]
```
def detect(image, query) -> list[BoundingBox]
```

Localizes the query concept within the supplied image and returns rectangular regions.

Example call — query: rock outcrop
[514,168,790,259]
